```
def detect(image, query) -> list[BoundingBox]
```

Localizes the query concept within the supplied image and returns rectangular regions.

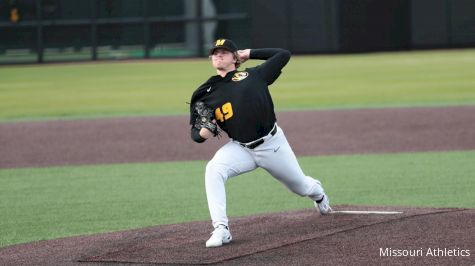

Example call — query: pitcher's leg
[205,141,257,228]
[257,129,326,202]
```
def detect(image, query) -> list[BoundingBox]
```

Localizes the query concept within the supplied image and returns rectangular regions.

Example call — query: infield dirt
[0,206,473,266]
[0,106,474,265]
[1,106,475,168]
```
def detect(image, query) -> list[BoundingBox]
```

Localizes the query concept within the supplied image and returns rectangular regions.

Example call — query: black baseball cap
[209,38,238,55]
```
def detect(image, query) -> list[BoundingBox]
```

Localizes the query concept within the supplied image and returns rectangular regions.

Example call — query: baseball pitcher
[189,38,332,248]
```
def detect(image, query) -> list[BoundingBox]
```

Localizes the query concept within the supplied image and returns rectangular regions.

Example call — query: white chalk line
[332,210,403,215]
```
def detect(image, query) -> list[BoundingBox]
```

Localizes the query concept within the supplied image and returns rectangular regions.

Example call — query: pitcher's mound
[1,206,474,265]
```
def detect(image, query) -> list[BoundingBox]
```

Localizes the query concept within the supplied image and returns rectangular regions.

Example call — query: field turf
[1,151,474,247]
[1,49,474,121]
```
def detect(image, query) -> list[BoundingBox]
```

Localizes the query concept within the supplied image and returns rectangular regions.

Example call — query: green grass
[1,49,475,121]
[1,151,474,247]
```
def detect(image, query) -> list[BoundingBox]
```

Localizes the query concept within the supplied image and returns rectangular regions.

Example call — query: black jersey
[190,48,291,143]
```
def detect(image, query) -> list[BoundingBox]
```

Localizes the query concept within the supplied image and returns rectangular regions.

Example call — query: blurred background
[1,0,474,64]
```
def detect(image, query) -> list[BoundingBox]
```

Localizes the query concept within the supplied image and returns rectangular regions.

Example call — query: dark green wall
[251,0,475,53]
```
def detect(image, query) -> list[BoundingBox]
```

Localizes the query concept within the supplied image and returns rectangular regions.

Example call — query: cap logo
[215,39,226,46]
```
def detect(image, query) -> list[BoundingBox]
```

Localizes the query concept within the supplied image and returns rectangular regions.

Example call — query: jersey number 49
[215,102,233,122]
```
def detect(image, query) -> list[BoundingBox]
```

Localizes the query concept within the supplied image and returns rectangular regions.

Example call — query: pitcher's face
[211,49,236,71]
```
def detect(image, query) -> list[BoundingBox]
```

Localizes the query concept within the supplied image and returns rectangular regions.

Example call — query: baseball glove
[193,101,220,137]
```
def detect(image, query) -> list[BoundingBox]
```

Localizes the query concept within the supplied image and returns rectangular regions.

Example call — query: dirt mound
[1,106,475,168]
[0,206,473,265]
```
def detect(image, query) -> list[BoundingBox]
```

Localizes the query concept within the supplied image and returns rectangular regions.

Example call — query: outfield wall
[1,0,474,64]
[252,0,475,53]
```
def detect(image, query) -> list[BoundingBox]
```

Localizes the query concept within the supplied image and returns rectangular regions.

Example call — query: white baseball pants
[205,125,325,228]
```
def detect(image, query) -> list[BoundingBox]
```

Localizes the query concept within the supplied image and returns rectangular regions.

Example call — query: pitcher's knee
[205,160,229,182]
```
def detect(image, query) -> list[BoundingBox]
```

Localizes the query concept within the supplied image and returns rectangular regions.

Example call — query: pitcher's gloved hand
[193,101,219,137]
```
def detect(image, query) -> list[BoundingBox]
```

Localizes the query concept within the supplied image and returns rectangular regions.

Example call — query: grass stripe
[1,49,475,121]
[1,150,474,247]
